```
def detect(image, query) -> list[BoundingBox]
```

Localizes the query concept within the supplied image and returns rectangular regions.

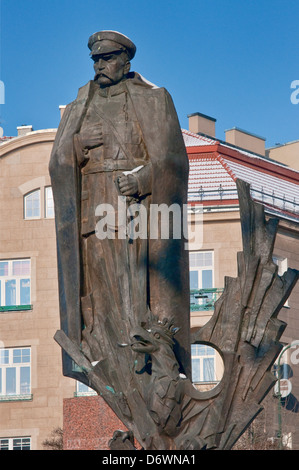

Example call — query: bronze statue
[50,32,298,450]
[49,30,190,385]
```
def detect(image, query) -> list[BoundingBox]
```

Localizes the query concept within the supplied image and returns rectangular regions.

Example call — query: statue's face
[92,51,130,87]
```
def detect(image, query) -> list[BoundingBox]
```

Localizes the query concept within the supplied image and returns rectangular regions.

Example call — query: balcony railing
[190,288,224,311]
[188,186,299,215]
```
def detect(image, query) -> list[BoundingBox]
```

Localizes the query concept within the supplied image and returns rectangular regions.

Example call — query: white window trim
[44,186,54,219]
[75,380,97,396]
[273,255,289,307]
[189,251,214,289]
[23,186,55,220]
[24,189,41,220]
[0,436,31,450]
[0,347,31,398]
[0,259,31,308]
[189,251,214,310]
[191,344,216,384]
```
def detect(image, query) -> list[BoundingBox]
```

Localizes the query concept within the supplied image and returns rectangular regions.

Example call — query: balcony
[190,288,224,312]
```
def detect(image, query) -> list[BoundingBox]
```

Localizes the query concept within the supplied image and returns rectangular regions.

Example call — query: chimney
[225,127,266,156]
[59,105,66,119]
[188,112,216,137]
[17,125,33,136]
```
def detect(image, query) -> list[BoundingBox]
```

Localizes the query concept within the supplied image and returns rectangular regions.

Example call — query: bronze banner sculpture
[50,31,298,450]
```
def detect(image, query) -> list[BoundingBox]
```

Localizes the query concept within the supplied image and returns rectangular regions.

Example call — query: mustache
[94,72,111,81]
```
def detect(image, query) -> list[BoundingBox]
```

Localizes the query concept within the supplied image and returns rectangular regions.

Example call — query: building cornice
[0,129,57,157]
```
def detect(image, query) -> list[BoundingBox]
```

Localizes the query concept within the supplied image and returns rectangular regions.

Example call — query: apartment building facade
[0,126,76,450]
[185,114,299,448]
[0,113,298,450]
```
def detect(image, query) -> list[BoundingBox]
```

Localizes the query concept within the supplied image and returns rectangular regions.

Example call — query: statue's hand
[79,125,104,150]
[118,174,139,196]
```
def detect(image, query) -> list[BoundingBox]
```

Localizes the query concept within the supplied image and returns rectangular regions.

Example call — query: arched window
[24,189,40,219]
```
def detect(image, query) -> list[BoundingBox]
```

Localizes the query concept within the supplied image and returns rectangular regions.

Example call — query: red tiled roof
[183,129,299,222]
[188,155,236,203]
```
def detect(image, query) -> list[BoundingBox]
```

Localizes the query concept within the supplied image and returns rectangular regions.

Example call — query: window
[191,344,216,383]
[45,186,54,218]
[189,251,214,289]
[0,259,31,310]
[273,256,288,306]
[75,381,97,396]
[0,437,31,450]
[0,348,31,398]
[273,256,288,276]
[189,251,214,307]
[24,189,40,219]
[24,186,55,220]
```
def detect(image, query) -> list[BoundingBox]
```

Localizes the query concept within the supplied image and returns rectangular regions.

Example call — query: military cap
[88,30,136,60]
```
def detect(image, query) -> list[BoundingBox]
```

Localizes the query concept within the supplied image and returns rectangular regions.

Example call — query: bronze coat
[49,75,191,380]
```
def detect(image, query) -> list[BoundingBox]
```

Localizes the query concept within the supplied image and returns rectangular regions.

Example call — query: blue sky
[1,0,298,148]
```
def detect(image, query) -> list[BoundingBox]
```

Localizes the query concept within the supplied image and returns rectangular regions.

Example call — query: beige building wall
[0,131,75,450]
[189,209,242,329]
[266,140,299,171]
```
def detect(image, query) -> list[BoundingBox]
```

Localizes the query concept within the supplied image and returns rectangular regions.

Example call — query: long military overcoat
[49,74,191,382]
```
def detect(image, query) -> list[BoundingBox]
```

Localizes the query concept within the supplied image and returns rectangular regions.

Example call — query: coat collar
[97,79,127,97]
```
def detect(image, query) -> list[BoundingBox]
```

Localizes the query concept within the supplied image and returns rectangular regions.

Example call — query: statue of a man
[49,31,191,384]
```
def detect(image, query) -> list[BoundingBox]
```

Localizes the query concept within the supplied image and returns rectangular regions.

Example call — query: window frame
[273,255,288,276]
[75,380,97,397]
[189,251,214,308]
[44,186,54,219]
[0,259,31,310]
[0,347,31,400]
[191,343,216,384]
[189,251,214,288]
[273,255,289,307]
[0,436,31,450]
[24,189,41,220]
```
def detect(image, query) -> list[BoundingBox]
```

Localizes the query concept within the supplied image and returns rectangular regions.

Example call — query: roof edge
[0,129,57,156]
[187,112,217,122]
[224,126,266,141]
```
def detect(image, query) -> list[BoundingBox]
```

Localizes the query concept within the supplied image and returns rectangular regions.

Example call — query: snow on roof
[182,129,217,147]
[184,129,299,221]
[182,128,299,175]
[220,156,299,217]
[188,156,237,203]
